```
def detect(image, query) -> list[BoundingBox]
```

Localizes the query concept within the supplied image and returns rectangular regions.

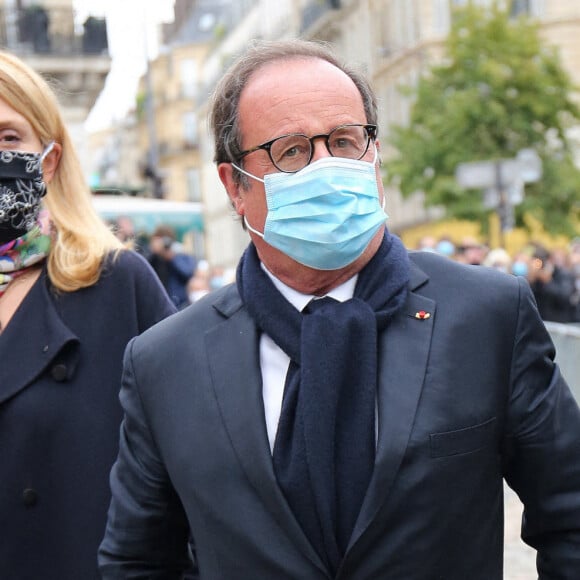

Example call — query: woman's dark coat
[0,250,176,579]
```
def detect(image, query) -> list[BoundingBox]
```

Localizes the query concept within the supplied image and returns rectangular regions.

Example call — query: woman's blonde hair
[0,50,123,292]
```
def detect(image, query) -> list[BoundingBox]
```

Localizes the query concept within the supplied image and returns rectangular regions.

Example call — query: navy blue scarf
[236,231,409,574]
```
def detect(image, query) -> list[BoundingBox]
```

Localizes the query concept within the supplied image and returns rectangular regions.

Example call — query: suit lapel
[349,263,435,549]
[206,293,329,575]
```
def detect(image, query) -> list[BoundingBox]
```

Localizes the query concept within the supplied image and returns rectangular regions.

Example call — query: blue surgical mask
[512,261,529,277]
[436,240,455,257]
[232,153,386,270]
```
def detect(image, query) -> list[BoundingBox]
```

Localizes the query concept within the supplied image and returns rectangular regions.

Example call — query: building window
[510,0,530,16]
[433,0,451,34]
[180,59,198,99]
[183,112,198,147]
[378,0,419,55]
[510,0,544,17]
[186,168,201,202]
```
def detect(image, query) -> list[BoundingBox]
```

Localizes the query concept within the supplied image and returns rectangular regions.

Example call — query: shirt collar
[261,263,357,312]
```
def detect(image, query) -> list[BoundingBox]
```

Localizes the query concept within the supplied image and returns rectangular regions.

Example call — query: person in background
[147,225,197,309]
[207,264,236,290]
[528,244,578,323]
[511,250,532,278]
[455,236,488,265]
[187,264,211,304]
[415,235,437,252]
[112,214,135,244]
[99,39,580,579]
[434,236,456,259]
[109,215,148,254]
[482,247,512,274]
[0,51,176,580]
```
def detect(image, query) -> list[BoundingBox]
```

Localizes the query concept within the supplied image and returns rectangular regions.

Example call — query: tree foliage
[386,1,580,236]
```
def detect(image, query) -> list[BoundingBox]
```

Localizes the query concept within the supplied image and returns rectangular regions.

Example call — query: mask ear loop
[368,143,387,214]
[369,140,379,166]
[229,163,266,236]
[38,141,56,204]
[231,162,264,184]
[40,141,55,161]
[243,216,265,238]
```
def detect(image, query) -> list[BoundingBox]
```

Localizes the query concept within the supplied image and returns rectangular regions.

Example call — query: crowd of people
[113,218,580,325]
[417,235,580,323]
[110,216,580,324]
[109,218,235,308]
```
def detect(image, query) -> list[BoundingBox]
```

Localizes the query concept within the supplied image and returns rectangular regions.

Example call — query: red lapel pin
[415,310,431,320]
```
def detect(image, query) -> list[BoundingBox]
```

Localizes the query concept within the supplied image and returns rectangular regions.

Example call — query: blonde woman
[0,51,176,579]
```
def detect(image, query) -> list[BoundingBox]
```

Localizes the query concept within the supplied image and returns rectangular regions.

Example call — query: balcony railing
[0,6,108,56]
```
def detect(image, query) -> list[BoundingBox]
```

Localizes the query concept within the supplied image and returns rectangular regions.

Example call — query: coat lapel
[349,261,434,549]
[206,290,329,575]
[0,272,79,405]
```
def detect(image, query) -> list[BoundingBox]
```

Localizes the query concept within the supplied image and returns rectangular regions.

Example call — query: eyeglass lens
[270,125,372,172]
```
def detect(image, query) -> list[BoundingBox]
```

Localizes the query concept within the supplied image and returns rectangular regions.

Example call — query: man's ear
[218,162,244,216]
[42,142,62,183]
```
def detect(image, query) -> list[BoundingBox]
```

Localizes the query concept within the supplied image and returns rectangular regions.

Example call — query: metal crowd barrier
[545,322,580,402]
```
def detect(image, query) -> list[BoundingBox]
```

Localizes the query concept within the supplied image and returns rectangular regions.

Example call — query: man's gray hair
[209,38,378,175]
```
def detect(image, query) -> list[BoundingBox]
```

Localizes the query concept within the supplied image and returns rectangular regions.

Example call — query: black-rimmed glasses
[237,123,377,173]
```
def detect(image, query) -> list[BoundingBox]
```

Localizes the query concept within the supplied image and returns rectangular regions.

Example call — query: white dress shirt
[260,265,358,451]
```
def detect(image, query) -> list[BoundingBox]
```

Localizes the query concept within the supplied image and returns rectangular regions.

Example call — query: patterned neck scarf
[0,218,51,296]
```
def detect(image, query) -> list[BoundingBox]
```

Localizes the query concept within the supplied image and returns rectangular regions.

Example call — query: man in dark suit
[99,39,580,579]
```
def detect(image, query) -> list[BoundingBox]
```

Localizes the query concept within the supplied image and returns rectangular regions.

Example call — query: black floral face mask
[0,142,53,244]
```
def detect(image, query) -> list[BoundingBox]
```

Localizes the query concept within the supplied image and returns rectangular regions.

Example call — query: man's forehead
[239,59,361,120]
[242,57,350,97]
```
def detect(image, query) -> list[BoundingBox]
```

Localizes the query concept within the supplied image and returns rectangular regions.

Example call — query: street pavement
[504,484,537,579]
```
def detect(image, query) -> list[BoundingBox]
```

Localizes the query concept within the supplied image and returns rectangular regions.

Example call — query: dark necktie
[273,296,376,574]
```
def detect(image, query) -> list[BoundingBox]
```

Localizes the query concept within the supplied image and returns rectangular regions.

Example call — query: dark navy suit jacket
[0,250,176,580]
[99,251,580,579]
